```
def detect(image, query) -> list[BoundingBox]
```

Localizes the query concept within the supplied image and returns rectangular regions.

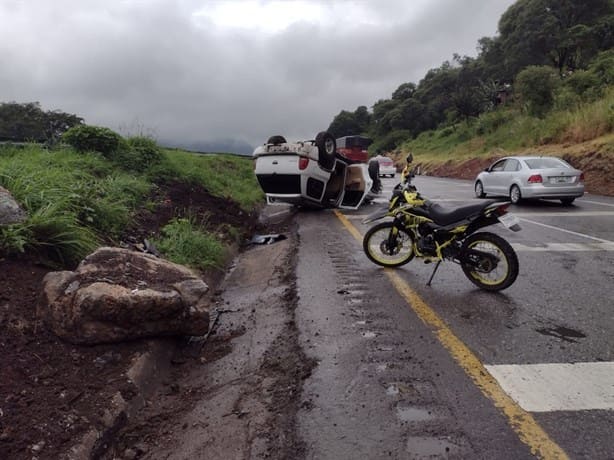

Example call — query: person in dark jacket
[368,157,382,193]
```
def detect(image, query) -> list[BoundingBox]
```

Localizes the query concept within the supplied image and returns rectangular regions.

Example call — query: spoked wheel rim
[465,240,509,286]
[364,225,414,266]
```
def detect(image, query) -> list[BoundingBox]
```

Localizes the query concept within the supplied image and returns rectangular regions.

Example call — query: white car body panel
[475,156,585,203]
[253,139,373,210]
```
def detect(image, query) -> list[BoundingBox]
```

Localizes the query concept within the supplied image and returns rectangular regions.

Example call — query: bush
[588,50,614,86]
[563,70,602,100]
[62,125,124,158]
[476,109,515,135]
[515,66,559,117]
[369,130,412,154]
[111,136,163,172]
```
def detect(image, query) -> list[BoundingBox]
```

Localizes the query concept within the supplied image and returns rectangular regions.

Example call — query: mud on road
[0,183,309,460]
[104,212,315,459]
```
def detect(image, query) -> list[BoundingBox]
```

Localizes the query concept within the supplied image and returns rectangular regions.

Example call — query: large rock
[0,185,26,225]
[41,247,210,344]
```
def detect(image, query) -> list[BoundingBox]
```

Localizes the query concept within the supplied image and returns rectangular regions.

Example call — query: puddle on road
[536,325,587,343]
[396,406,437,423]
[406,436,462,457]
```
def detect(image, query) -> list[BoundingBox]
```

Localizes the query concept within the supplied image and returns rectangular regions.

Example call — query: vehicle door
[501,159,521,193]
[482,159,508,195]
[338,163,372,210]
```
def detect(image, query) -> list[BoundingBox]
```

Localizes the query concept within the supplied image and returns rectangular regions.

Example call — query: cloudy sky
[1,0,515,152]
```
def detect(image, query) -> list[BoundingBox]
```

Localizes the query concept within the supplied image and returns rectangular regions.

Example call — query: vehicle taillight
[579,172,585,182]
[298,157,309,170]
[528,174,543,183]
[496,203,510,215]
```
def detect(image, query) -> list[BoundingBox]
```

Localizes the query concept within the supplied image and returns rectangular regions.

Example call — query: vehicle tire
[267,135,286,145]
[315,131,336,170]
[363,222,415,267]
[475,181,486,198]
[560,197,575,206]
[460,232,519,291]
[509,185,521,204]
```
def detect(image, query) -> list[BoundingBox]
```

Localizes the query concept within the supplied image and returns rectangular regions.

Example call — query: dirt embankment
[393,138,614,197]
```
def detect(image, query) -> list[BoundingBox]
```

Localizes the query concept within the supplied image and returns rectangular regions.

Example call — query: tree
[515,65,559,116]
[392,82,417,101]
[497,0,613,78]
[353,106,371,132]
[370,99,398,136]
[0,102,82,144]
[327,106,372,138]
[415,61,460,128]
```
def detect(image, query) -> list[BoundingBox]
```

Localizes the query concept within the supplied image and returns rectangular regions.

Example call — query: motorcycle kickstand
[426,260,442,286]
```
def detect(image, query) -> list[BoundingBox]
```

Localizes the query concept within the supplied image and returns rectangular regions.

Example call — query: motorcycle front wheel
[460,232,519,291]
[363,222,415,267]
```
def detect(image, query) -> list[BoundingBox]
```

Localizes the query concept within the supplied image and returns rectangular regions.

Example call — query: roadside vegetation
[0,129,263,270]
[326,0,614,167]
[402,85,614,162]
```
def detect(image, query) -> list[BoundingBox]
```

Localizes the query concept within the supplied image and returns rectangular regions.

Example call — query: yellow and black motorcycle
[362,182,521,291]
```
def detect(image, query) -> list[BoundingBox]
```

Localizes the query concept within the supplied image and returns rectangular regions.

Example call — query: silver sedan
[474,156,585,205]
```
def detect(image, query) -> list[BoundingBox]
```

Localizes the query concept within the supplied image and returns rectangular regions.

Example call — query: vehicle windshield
[524,158,570,169]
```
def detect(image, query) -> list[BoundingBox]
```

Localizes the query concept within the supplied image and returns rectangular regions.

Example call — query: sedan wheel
[510,185,521,204]
[475,181,485,198]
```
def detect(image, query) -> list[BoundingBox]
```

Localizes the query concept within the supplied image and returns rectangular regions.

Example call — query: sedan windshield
[524,158,570,169]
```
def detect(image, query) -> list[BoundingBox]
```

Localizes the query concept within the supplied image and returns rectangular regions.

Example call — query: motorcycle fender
[362,207,390,224]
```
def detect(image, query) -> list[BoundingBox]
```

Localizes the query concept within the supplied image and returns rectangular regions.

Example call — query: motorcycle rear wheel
[363,222,415,267]
[460,232,518,291]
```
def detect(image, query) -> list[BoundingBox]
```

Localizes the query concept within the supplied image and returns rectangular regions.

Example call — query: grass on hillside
[401,86,614,162]
[152,150,263,210]
[0,143,263,269]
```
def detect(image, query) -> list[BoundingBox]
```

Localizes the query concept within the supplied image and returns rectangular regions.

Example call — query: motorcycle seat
[424,200,500,226]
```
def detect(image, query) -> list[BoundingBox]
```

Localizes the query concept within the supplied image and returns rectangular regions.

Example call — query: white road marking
[512,242,614,251]
[486,362,614,412]
[514,211,614,217]
[519,217,614,243]
[580,199,614,208]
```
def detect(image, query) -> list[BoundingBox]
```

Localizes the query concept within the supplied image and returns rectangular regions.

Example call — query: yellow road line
[333,210,568,460]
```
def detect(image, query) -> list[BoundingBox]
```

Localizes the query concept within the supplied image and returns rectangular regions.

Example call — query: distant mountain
[160,138,256,156]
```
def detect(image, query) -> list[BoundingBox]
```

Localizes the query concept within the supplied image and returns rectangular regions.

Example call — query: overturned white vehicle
[253,132,374,210]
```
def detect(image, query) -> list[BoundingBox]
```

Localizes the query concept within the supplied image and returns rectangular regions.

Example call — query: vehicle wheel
[509,185,521,204]
[474,181,486,198]
[560,197,575,206]
[267,135,286,145]
[363,222,415,267]
[315,131,336,170]
[460,232,519,291]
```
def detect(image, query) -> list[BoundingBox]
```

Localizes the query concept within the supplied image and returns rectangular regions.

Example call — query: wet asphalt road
[294,176,614,459]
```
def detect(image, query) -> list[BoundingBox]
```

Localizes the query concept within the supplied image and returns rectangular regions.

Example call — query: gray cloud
[1,0,515,152]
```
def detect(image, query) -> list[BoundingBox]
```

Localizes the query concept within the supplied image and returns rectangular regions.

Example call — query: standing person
[368,156,382,193]
[401,152,414,183]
